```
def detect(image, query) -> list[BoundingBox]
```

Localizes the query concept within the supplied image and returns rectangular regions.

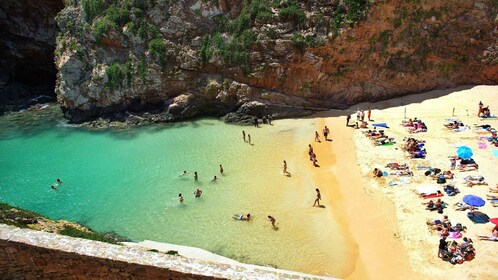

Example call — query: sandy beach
[309,85,498,279]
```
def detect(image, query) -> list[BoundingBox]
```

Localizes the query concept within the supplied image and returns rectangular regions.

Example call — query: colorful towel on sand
[491,150,498,157]
[480,116,498,121]
[478,142,487,149]
[467,211,490,224]
[373,123,389,128]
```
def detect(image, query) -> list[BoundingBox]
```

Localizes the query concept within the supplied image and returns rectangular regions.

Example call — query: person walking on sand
[268,215,276,228]
[248,134,251,144]
[323,126,330,141]
[242,130,246,142]
[194,172,198,181]
[313,188,321,207]
[361,110,365,122]
[194,188,202,198]
[367,107,372,121]
[178,193,184,204]
[283,160,289,175]
[308,144,313,155]
[356,109,361,121]
[220,164,224,174]
[346,114,351,126]
[314,131,321,142]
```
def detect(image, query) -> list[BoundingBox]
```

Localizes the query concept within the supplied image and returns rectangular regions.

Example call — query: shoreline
[308,114,416,279]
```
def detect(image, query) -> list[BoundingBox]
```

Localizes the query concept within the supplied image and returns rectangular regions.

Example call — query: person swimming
[51,185,58,191]
[53,179,63,187]
[180,170,188,176]
[178,193,184,204]
[233,213,251,221]
[211,176,218,182]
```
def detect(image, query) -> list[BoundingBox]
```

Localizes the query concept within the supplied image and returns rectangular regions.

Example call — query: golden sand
[308,85,498,279]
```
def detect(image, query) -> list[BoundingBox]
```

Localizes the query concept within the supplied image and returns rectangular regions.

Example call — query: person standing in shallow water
[242,130,246,142]
[194,172,198,181]
[268,215,276,228]
[194,188,202,198]
[323,126,330,141]
[219,164,224,174]
[313,188,321,207]
[248,134,251,144]
[178,193,184,204]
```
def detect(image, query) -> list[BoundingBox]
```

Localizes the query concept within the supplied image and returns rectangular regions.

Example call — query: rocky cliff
[54,0,498,123]
[0,0,64,114]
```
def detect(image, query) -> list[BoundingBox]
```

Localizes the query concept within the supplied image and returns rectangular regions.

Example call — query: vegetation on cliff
[0,203,127,244]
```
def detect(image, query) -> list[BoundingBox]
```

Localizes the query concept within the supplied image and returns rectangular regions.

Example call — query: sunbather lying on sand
[385,163,408,170]
[390,170,413,177]
[485,194,498,200]
[464,175,487,187]
[458,163,479,171]
[432,171,454,180]
[478,228,498,241]
[454,202,475,211]
[489,186,498,193]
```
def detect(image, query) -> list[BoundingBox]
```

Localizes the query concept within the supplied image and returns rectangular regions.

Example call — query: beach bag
[424,170,432,176]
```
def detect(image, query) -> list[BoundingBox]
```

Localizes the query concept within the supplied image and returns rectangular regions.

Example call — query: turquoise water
[0,107,353,276]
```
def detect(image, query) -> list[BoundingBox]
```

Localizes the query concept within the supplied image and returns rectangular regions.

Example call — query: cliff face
[54,0,498,123]
[0,0,64,113]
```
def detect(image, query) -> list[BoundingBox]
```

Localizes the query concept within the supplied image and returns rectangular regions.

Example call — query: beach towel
[423,192,444,199]
[416,165,432,170]
[448,232,462,239]
[478,142,487,149]
[491,150,498,157]
[480,116,497,120]
[453,126,470,132]
[379,142,396,146]
[467,211,490,224]
[373,123,389,128]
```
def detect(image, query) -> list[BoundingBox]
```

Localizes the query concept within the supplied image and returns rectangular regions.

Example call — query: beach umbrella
[457,146,473,159]
[463,195,485,207]
[490,218,498,225]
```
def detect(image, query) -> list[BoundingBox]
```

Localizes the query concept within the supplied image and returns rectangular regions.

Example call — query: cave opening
[0,0,64,114]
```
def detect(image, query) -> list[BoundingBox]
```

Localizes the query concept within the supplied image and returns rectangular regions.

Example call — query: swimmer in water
[220,164,224,174]
[51,185,58,191]
[233,213,251,221]
[178,193,184,204]
[180,170,188,176]
[54,179,63,187]
[194,188,202,198]
[212,176,218,182]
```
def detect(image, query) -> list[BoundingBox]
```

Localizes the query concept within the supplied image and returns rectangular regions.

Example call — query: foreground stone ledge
[0,224,335,279]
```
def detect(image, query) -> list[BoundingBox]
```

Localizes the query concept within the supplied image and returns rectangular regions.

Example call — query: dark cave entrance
[0,0,64,114]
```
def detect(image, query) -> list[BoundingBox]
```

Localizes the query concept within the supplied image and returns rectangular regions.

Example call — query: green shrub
[291,32,307,53]
[93,17,115,44]
[59,225,119,244]
[149,38,166,64]
[278,2,306,28]
[105,5,130,27]
[82,0,104,22]
[106,62,125,89]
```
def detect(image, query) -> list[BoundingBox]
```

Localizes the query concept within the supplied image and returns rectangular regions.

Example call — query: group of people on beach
[365,102,498,266]
[346,107,372,128]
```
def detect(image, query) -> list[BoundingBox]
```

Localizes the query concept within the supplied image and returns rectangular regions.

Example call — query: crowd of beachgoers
[357,101,498,266]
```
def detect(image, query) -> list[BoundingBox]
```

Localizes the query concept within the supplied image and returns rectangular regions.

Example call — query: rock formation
[0,0,64,114]
[7,0,498,123]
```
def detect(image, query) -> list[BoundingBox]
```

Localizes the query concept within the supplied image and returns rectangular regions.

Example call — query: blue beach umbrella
[463,195,485,207]
[457,146,473,159]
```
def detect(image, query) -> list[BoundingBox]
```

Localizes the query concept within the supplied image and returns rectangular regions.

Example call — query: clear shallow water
[0,107,353,276]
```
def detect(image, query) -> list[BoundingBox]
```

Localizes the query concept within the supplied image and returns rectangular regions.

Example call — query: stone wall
[0,224,330,280]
